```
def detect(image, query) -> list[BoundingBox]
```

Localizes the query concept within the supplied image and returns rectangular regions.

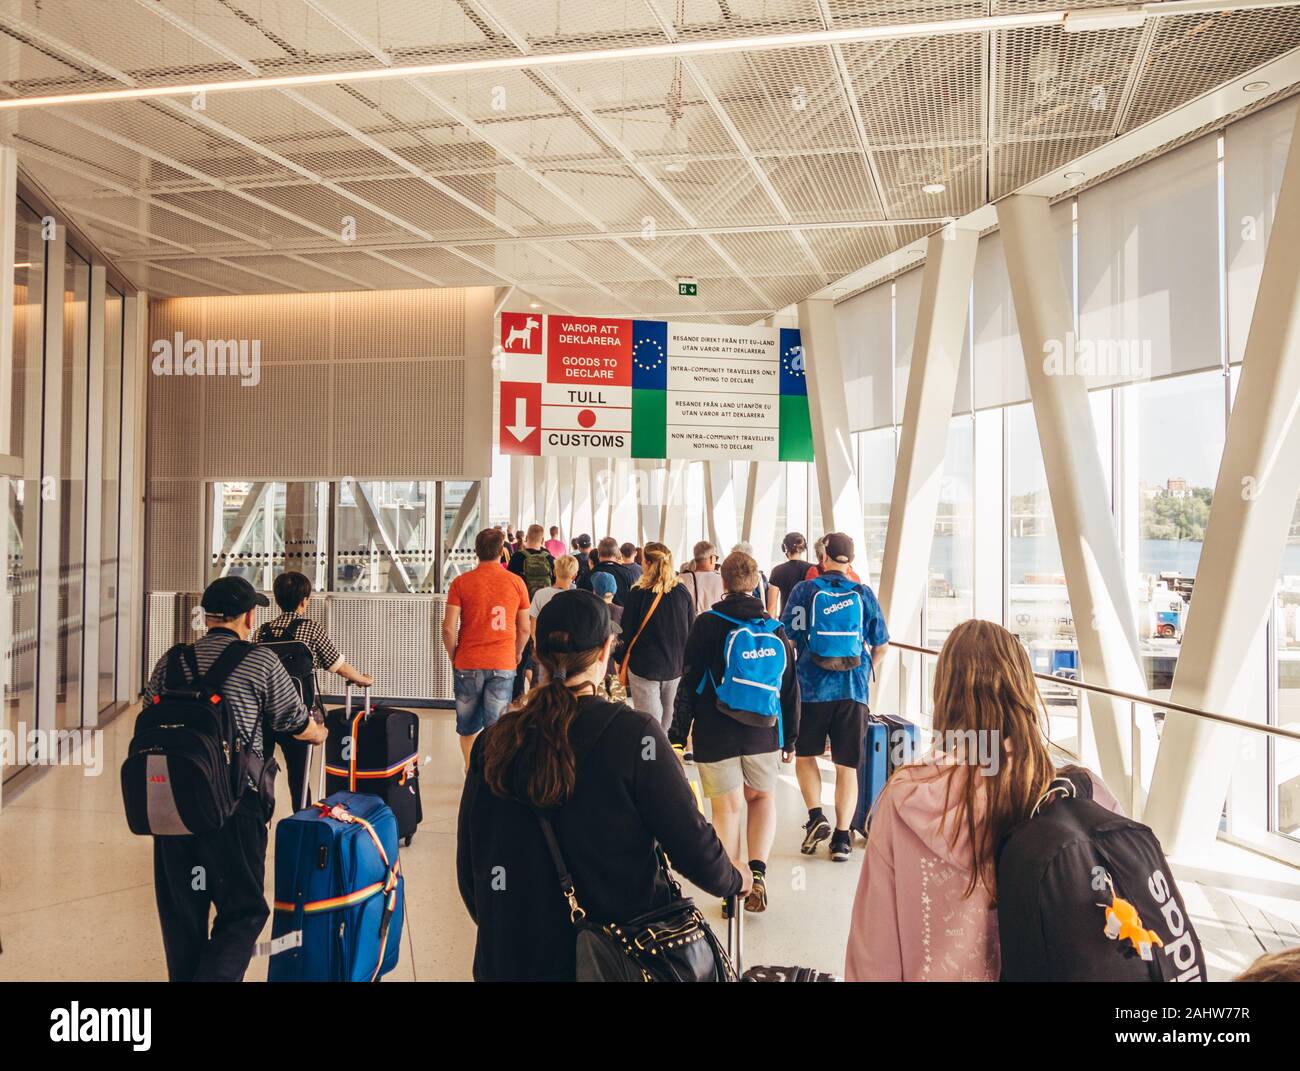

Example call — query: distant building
[1165,477,1190,498]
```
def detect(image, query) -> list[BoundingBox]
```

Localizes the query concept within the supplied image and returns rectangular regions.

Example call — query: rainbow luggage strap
[273,801,402,983]
[323,709,417,791]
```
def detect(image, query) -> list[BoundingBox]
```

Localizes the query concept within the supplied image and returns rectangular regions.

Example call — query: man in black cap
[780,533,889,864]
[142,575,327,981]
[571,533,593,591]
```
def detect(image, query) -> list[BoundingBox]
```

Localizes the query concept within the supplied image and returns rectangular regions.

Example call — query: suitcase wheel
[404,834,413,847]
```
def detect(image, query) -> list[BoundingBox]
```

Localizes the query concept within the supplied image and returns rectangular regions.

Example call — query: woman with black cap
[456,589,747,982]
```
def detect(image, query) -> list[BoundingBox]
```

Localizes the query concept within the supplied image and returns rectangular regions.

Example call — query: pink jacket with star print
[844,757,1119,981]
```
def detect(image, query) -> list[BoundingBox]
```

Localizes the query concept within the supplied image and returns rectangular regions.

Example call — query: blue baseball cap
[590,571,617,597]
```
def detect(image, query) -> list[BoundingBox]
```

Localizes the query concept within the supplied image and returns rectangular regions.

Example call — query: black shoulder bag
[533,810,734,982]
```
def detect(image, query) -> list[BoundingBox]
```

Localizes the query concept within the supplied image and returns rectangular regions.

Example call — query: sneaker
[829,830,852,862]
[744,870,768,913]
[800,814,832,855]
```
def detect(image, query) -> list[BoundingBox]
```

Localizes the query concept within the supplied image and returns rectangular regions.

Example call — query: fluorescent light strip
[0,12,1064,111]
[1,0,1294,112]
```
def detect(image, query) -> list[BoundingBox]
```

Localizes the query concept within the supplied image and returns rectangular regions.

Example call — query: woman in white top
[529,554,578,685]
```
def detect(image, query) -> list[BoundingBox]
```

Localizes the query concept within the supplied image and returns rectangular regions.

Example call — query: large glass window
[4,200,44,781]
[98,287,124,713]
[857,427,895,587]
[1006,403,1079,745]
[1271,492,1300,845]
[57,248,90,730]
[210,481,330,590]
[927,417,974,649]
[1130,370,1226,691]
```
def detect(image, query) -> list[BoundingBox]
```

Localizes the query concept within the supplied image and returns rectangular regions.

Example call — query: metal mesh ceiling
[2,0,1298,318]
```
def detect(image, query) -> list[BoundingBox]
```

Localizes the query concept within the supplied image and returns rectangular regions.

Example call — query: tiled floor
[2,704,1297,981]
[0,704,863,980]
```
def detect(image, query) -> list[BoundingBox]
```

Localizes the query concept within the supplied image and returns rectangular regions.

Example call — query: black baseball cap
[201,575,270,617]
[824,532,855,564]
[575,533,592,549]
[535,589,620,657]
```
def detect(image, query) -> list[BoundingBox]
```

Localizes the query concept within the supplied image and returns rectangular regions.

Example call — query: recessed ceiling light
[1243,81,1270,93]
[664,160,688,173]
[922,182,946,195]
[1063,170,1086,182]
[529,302,542,309]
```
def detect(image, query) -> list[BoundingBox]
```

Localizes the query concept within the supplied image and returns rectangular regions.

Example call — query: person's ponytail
[481,639,602,808]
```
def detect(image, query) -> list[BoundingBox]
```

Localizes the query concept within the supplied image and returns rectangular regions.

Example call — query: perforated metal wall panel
[144,592,452,702]
[145,481,205,592]
[330,358,465,478]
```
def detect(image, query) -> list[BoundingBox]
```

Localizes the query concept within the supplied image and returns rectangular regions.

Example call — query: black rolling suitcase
[726,897,838,982]
[324,685,422,845]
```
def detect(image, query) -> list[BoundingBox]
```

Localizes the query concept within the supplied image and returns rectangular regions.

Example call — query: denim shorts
[454,668,515,736]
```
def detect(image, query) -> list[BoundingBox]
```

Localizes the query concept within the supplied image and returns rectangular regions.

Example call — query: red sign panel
[499,380,541,456]
[500,311,544,356]
[546,316,631,387]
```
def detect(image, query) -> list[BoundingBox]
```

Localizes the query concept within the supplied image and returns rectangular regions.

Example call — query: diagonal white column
[556,455,575,536]
[705,460,738,553]
[796,297,865,555]
[874,227,979,716]
[999,194,1155,811]
[1145,105,1300,855]
[660,459,690,560]
[743,460,783,568]
[570,456,593,543]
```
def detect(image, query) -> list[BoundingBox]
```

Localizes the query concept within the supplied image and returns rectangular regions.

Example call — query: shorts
[454,668,515,735]
[795,700,868,768]
[696,750,781,799]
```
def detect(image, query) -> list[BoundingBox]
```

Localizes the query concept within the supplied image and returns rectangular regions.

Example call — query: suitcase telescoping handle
[727,895,743,978]
[343,681,374,721]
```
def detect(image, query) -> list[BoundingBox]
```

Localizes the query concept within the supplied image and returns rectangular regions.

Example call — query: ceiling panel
[1,0,1296,318]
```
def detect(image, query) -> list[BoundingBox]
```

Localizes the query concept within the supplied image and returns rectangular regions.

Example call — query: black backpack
[996,770,1205,982]
[121,642,256,837]
[256,617,317,706]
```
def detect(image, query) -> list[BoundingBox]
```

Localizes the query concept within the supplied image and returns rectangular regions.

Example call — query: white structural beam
[542,456,561,529]
[660,460,690,561]
[0,145,12,803]
[610,459,638,544]
[36,221,64,737]
[556,456,575,538]
[705,460,739,554]
[1145,105,1300,855]
[118,291,147,700]
[81,265,106,728]
[796,298,865,554]
[873,226,979,714]
[998,194,1155,811]
[509,454,527,530]
[743,461,783,569]
[571,456,593,543]
[634,459,660,545]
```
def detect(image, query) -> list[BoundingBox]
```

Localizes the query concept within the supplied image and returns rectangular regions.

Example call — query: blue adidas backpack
[807,576,865,663]
[699,611,787,738]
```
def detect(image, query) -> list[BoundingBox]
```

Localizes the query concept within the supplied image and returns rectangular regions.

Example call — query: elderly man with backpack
[669,551,799,917]
[781,532,889,863]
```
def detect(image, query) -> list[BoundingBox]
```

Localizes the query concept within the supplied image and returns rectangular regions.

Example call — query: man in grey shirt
[143,575,326,982]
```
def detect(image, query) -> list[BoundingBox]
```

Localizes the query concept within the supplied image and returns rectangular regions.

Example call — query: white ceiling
[3,0,1299,321]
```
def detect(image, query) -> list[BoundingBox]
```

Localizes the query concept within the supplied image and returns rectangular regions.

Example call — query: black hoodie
[668,592,800,761]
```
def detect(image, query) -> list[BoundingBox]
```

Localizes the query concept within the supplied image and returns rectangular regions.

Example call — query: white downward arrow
[507,395,535,441]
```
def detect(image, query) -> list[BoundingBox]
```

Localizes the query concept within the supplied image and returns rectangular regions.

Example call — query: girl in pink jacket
[844,620,1119,981]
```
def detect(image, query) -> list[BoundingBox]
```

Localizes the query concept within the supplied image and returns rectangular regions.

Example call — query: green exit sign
[678,280,698,297]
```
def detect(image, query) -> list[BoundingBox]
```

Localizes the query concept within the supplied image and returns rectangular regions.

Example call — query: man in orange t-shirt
[442,527,531,771]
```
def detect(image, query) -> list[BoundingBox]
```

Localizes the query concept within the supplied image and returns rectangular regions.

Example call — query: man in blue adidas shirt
[781,532,889,863]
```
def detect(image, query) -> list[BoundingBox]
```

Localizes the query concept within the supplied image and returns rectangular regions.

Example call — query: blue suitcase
[851,714,919,836]
[268,791,404,982]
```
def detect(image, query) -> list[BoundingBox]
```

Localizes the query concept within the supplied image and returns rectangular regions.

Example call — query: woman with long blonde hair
[843,619,1118,981]
[617,542,697,730]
